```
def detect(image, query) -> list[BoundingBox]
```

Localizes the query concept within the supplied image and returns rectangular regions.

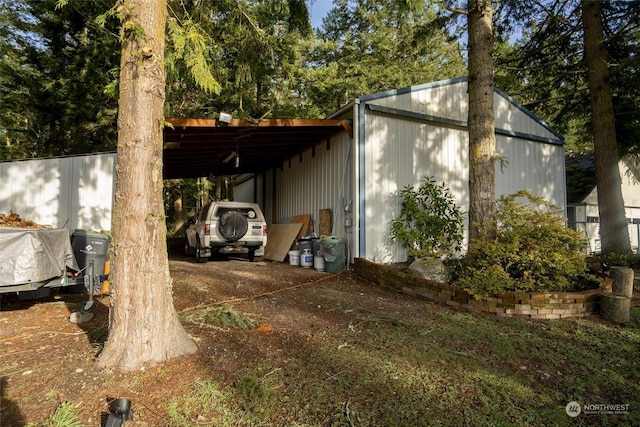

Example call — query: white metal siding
[362,109,469,263]
[495,136,566,208]
[275,132,352,241]
[494,93,559,140]
[233,179,254,203]
[358,80,566,263]
[370,80,468,123]
[0,153,116,231]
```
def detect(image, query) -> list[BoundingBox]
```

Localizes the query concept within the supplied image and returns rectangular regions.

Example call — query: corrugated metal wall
[0,153,115,231]
[495,136,565,206]
[359,80,566,263]
[275,132,352,239]
[362,110,469,263]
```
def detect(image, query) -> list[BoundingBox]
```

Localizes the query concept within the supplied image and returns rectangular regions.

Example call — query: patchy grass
[5,260,638,427]
[182,304,255,329]
[173,305,640,426]
[29,401,84,427]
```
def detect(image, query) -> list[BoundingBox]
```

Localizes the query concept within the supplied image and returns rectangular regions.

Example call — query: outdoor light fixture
[218,111,232,125]
[105,398,133,427]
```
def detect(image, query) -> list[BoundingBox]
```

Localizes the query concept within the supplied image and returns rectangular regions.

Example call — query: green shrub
[390,177,465,260]
[454,190,588,298]
[596,253,640,269]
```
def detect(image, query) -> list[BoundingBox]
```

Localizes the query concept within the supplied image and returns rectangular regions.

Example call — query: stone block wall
[354,258,602,319]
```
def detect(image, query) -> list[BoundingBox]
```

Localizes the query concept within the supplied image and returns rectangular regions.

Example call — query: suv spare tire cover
[218,211,249,242]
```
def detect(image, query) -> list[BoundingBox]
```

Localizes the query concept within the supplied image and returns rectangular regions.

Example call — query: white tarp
[0,227,78,286]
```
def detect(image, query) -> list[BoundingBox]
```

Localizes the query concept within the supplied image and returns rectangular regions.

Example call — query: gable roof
[330,77,564,145]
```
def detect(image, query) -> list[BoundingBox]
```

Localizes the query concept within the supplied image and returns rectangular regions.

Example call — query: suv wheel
[195,239,208,263]
[184,238,194,256]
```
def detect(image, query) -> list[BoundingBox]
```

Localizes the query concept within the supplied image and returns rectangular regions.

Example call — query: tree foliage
[454,191,589,298]
[0,0,121,159]
[494,0,640,156]
[305,0,466,113]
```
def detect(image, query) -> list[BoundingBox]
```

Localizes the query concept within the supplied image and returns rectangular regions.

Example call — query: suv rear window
[213,207,259,220]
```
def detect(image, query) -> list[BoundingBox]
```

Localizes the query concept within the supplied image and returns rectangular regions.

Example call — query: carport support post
[272,168,277,224]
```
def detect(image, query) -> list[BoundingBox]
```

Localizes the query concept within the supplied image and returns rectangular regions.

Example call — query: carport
[163,117,352,179]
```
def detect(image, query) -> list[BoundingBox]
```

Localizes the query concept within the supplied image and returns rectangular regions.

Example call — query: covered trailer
[0,227,108,312]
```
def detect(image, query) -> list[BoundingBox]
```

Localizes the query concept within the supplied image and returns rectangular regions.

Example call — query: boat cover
[0,227,79,287]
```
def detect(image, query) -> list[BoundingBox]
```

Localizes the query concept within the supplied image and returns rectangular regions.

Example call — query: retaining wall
[354,258,603,319]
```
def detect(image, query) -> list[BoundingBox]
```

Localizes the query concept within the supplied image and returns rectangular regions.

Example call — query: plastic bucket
[298,238,312,253]
[312,238,321,255]
[288,250,300,266]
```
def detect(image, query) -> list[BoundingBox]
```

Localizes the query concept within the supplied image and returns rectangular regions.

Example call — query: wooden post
[610,266,634,298]
[600,293,631,324]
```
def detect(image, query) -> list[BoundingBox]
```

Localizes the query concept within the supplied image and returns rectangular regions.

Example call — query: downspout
[356,98,367,259]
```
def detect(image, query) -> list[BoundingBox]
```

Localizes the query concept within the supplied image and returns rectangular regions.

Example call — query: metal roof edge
[326,101,355,119]
[335,78,564,145]
[357,77,468,103]
[0,151,117,164]
[494,87,565,143]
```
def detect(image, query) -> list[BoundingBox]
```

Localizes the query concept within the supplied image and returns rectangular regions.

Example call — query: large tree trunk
[98,0,197,371]
[582,0,631,255]
[467,0,497,242]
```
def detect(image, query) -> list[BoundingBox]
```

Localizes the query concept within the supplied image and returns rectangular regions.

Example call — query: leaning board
[291,214,311,238]
[263,223,303,262]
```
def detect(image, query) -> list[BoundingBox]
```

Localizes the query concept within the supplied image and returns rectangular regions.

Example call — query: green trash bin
[320,236,345,273]
[68,229,110,292]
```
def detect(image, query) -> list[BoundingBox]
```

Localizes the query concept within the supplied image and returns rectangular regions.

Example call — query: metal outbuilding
[0,78,566,264]
[236,77,566,263]
[566,153,640,253]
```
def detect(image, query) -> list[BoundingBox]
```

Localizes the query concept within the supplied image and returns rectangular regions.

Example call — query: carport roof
[163,117,352,179]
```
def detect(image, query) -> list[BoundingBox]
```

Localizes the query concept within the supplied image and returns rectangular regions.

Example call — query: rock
[69,311,94,324]
[407,257,449,283]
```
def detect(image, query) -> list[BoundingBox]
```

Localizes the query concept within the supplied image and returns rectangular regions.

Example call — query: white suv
[184,201,268,262]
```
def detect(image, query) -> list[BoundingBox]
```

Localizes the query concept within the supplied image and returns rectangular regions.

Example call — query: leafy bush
[595,253,640,269]
[390,177,465,260]
[454,191,588,298]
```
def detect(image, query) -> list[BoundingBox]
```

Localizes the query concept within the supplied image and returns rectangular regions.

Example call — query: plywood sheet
[264,223,303,262]
[319,209,332,236]
[291,214,311,238]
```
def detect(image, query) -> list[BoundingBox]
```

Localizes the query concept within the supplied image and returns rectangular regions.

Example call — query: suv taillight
[204,224,210,235]
[263,225,268,235]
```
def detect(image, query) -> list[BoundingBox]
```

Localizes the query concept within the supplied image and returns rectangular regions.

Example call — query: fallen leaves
[0,212,45,228]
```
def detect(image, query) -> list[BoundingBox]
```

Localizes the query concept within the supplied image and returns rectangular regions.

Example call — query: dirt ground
[0,254,430,426]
